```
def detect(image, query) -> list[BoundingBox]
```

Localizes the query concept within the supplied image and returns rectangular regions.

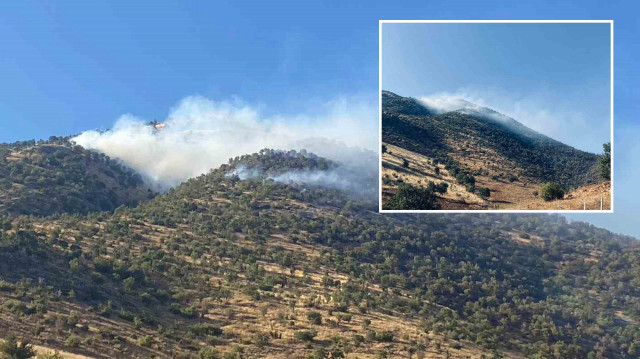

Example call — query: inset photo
[380,20,613,212]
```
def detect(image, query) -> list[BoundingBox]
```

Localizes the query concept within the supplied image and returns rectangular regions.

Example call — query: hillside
[381,90,607,210]
[382,143,611,210]
[0,137,154,217]
[0,149,638,359]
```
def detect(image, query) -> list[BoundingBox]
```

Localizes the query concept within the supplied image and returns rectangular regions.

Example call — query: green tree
[0,335,36,359]
[383,184,441,210]
[598,142,611,180]
[540,183,564,201]
[478,187,491,199]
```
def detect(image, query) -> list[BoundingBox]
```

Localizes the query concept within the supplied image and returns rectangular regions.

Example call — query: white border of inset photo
[379,20,614,213]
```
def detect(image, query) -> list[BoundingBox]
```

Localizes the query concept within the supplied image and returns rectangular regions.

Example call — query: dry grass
[381,144,485,208]
[381,143,611,211]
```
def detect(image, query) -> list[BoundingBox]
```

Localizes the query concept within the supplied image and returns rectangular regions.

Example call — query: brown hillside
[382,143,610,210]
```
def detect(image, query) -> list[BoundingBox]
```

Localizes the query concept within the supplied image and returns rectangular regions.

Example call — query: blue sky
[0,0,638,237]
[382,22,611,153]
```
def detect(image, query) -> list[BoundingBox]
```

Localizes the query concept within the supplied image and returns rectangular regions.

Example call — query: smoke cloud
[72,95,378,192]
[418,96,514,124]
[416,88,609,154]
[227,161,378,198]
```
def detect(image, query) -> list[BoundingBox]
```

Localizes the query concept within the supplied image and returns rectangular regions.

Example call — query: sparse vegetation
[0,137,152,216]
[478,187,491,199]
[0,148,633,358]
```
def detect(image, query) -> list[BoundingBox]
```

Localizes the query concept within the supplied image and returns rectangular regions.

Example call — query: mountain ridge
[382,90,602,197]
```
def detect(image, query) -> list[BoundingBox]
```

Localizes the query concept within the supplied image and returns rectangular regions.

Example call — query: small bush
[64,334,80,348]
[376,330,395,342]
[540,183,564,201]
[478,187,491,199]
[295,330,317,342]
[136,336,153,347]
[191,323,223,336]
[306,311,322,325]
[199,346,220,359]
[383,183,441,210]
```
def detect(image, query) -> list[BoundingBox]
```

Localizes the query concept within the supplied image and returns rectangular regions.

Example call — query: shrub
[383,184,441,210]
[5,299,27,315]
[427,181,448,195]
[136,336,153,347]
[198,347,220,359]
[190,323,223,336]
[478,187,491,199]
[402,159,409,168]
[376,330,395,342]
[252,333,270,347]
[508,175,518,183]
[307,311,322,325]
[540,183,564,201]
[294,330,317,342]
[170,303,198,318]
[64,335,79,348]
[0,335,36,359]
[0,281,14,292]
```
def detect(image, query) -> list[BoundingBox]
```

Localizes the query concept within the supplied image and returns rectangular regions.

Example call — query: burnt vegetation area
[0,149,639,358]
[381,91,601,189]
[0,137,153,217]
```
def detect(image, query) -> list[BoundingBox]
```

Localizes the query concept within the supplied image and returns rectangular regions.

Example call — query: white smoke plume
[227,163,378,198]
[72,95,378,192]
[418,96,514,124]
[415,89,609,153]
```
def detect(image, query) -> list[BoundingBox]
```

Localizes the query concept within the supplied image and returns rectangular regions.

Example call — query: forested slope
[0,150,638,358]
[0,137,153,216]
[382,91,601,188]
